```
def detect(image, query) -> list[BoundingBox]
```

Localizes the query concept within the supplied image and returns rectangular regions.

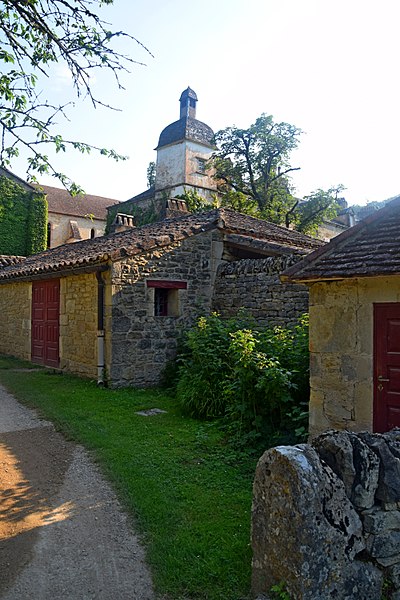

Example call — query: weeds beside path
[0,356,256,600]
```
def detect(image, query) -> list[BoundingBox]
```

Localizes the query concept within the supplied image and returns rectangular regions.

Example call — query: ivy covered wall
[0,175,47,256]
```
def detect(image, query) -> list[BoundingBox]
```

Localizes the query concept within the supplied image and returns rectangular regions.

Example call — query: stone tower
[154,87,217,202]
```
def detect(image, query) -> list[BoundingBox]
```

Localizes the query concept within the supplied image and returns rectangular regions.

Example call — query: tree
[293,186,344,235]
[0,0,151,192]
[146,161,156,187]
[211,114,343,233]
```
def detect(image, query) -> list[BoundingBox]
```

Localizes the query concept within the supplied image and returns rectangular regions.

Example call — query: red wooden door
[374,303,400,432]
[32,280,60,367]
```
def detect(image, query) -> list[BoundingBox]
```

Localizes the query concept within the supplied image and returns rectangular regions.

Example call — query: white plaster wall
[155,144,186,189]
[48,213,107,248]
[185,140,217,191]
[155,140,216,194]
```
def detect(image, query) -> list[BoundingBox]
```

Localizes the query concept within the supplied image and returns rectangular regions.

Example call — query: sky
[11,0,400,205]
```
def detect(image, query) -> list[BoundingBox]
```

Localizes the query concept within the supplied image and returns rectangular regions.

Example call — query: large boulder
[251,444,382,599]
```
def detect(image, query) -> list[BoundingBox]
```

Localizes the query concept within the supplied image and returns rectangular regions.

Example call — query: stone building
[282,195,400,437]
[0,165,120,252]
[43,185,120,248]
[0,208,321,387]
[107,87,217,227]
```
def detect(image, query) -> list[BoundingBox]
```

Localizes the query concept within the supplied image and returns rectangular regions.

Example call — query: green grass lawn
[0,355,258,600]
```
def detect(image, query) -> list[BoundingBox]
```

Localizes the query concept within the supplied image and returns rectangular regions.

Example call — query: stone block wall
[212,256,309,328]
[252,429,400,600]
[59,273,98,378]
[110,230,222,387]
[308,275,400,437]
[0,281,31,360]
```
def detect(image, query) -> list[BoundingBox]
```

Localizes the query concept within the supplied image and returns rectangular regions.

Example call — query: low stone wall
[212,255,309,328]
[252,429,400,600]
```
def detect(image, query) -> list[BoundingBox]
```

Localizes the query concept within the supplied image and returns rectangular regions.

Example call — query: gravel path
[0,383,155,599]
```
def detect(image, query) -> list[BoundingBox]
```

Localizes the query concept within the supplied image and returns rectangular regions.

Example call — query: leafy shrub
[176,312,252,418]
[176,313,310,447]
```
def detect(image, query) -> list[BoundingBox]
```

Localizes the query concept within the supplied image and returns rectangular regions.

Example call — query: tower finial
[179,87,197,119]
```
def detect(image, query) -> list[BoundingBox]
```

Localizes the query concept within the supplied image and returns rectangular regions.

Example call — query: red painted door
[32,280,60,368]
[374,303,400,432]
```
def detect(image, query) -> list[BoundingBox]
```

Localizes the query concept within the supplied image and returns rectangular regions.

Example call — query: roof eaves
[281,197,400,282]
[0,253,110,283]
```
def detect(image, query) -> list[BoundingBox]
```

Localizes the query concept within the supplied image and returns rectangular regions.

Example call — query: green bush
[176,313,310,447]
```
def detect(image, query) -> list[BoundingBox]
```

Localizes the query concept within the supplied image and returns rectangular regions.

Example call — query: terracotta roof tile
[39,185,120,220]
[0,208,322,282]
[0,255,26,268]
[282,196,400,282]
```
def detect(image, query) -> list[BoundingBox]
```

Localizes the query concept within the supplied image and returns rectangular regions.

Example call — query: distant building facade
[43,185,120,248]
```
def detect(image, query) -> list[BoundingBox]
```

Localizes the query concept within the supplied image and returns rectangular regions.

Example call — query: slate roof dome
[157,117,214,149]
[156,87,215,149]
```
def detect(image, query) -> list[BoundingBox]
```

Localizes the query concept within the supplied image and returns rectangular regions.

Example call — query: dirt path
[0,383,155,599]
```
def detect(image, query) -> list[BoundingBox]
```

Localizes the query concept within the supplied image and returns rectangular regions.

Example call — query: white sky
[12,0,400,205]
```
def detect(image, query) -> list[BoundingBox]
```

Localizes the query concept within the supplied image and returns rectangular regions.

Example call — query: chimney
[110,213,136,234]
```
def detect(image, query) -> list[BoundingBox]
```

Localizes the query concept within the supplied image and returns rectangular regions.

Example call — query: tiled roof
[281,196,400,282]
[40,185,120,220]
[0,255,26,268]
[156,117,214,149]
[219,210,323,252]
[0,208,322,282]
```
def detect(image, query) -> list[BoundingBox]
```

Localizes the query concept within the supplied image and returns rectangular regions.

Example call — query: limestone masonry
[252,428,400,600]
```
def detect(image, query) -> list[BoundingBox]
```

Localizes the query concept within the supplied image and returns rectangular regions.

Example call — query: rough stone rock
[387,440,400,461]
[362,507,400,534]
[251,444,382,599]
[384,428,400,443]
[366,530,400,559]
[388,563,400,588]
[359,433,400,504]
[312,430,356,498]
[374,555,400,568]
[312,430,380,509]
[349,433,380,509]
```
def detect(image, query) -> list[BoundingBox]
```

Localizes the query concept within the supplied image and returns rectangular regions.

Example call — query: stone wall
[59,273,98,378]
[252,429,400,600]
[110,230,223,387]
[213,255,309,328]
[0,281,31,360]
[308,275,400,437]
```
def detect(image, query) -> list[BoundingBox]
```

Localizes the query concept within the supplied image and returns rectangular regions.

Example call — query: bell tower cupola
[179,87,198,120]
[154,87,217,206]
